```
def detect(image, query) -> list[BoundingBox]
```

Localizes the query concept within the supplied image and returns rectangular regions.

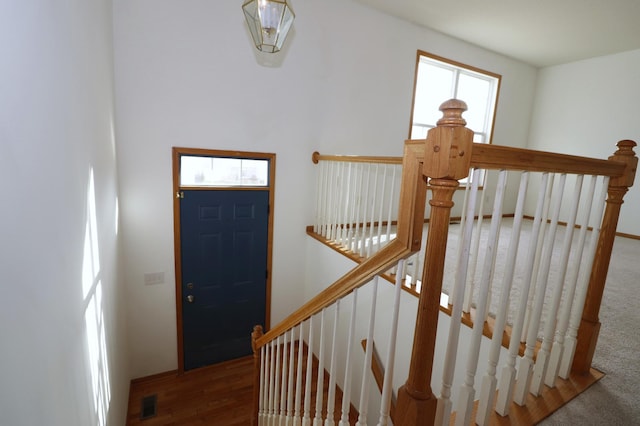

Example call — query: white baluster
[435,168,480,426]
[359,164,372,257]
[448,171,472,304]
[411,252,421,287]
[384,166,397,247]
[454,170,508,426]
[560,176,609,378]
[335,164,345,242]
[495,172,550,416]
[377,259,406,426]
[339,290,358,426]
[514,173,567,403]
[399,257,409,285]
[331,162,341,244]
[259,345,266,426]
[293,324,305,426]
[366,164,380,257]
[356,277,379,426]
[336,162,346,246]
[269,340,276,425]
[329,162,340,241]
[352,164,365,253]
[313,310,327,426]
[521,174,555,342]
[532,175,583,393]
[314,161,322,235]
[324,302,340,426]
[286,328,296,426]
[375,165,389,253]
[279,333,289,425]
[335,162,344,243]
[320,161,330,238]
[476,172,529,426]
[463,180,486,313]
[337,162,345,247]
[274,336,282,426]
[546,175,596,385]
[303,317,315,426]
[340,163,353,248]
[329,162,339,242]
[347,163,358,252]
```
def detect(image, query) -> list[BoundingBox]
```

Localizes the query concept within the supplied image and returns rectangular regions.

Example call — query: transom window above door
[409,50,501,144]
[180,156,270,187]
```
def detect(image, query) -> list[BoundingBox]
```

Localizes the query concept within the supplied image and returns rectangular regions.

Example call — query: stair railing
[256,98,637,425]
[251,116,433,425]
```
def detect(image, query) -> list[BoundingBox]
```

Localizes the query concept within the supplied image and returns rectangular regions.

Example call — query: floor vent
[140,394,158,420]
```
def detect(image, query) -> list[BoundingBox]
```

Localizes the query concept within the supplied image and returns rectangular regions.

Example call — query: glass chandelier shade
[242,0,295,53]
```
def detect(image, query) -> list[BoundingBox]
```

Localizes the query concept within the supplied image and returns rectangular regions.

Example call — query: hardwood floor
[126,345,358,426]
[126,352,603,425]
[126,356,255,425]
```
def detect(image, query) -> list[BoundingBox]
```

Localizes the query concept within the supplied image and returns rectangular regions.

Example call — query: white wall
[528,49,640,235]
[0,1,129,425]
[112,0,537,378]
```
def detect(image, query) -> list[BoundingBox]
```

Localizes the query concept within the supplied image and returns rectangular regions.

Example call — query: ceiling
[356,0,640,67]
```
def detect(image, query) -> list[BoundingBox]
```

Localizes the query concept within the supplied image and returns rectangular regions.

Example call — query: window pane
[411,62,454,138]
[411,124,430,140]
[239,159,269,186]
[180,156,269,187]
[457,73,491,132]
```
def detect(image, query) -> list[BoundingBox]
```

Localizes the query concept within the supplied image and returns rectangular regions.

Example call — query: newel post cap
[609,139,638,188]
[423,99,474,180]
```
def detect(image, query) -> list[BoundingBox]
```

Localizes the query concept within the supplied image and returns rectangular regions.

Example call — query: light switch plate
[144,272,165,285]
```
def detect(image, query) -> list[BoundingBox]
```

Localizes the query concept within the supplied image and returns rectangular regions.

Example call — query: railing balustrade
[312,153,403,262]
[254,99,637,425]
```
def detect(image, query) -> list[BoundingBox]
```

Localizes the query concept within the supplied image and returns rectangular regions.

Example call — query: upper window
[409,51,501,144]
[180,156,269,187]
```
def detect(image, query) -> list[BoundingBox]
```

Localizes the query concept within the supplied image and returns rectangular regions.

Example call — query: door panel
[180,189,268,370]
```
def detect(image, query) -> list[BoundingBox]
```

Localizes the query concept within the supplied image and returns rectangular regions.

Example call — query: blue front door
[180,189,269,370]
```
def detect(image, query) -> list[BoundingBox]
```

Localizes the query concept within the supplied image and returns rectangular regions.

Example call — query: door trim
[172,147,275,373]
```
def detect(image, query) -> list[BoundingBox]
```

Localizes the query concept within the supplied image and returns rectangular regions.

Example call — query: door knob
[186,295,194,303]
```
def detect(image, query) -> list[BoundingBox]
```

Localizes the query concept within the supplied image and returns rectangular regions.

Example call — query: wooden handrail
[312,143,627,179]
[257,142,428,349]
[311,151,402,165]
[470,143,627,176]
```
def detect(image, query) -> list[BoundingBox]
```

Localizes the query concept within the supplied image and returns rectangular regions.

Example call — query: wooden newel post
[396,99,474,426]
[572,140,637,375]
[251,325,264,426]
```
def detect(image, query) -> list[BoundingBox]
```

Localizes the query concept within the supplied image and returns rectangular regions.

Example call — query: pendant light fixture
[242,0,295,53]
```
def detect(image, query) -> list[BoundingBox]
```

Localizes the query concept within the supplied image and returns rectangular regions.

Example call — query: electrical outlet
[144,272,165,285]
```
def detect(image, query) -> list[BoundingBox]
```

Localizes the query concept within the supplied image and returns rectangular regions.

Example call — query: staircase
[252,99,637,425]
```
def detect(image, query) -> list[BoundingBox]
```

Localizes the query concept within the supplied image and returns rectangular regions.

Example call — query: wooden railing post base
[251,325,263,426]
[572,319,601,375]
[395,385,437,426]
[572,140,637,375]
